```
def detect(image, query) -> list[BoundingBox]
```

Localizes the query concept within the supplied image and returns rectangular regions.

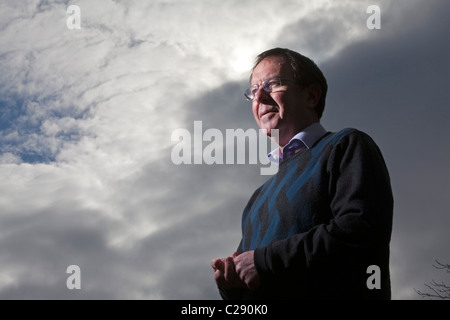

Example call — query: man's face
[251,56,317,146]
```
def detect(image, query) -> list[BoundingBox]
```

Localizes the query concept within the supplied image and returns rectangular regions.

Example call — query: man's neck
[278,121,319,149]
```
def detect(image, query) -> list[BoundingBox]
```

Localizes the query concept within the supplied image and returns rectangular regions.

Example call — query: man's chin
[261,126,279,140]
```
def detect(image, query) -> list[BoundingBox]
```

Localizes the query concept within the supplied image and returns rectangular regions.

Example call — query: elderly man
[211,48,393,299]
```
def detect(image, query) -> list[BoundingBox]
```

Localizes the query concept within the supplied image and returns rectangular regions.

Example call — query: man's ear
[305,83,321,111]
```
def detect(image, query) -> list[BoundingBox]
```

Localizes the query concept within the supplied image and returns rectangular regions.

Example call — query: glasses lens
[244,88,253,100]
[263,78,282,92]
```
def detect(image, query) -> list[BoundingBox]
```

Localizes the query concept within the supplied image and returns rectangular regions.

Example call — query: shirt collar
[268,122,327,164]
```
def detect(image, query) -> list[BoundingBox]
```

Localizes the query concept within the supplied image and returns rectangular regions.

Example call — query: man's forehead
[251,56,292,84]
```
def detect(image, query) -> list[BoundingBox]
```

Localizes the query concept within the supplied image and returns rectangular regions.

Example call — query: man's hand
[211,251,261,291]
[233,250,261,291]
[211,253,245,289]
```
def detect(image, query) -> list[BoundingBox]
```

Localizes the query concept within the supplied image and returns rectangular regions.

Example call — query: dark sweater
[220,128,393,300]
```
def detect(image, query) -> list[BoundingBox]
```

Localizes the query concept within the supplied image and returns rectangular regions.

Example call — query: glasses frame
[244,77,303,101]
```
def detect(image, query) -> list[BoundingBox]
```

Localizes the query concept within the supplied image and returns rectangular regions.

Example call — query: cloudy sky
[0,0,449,299]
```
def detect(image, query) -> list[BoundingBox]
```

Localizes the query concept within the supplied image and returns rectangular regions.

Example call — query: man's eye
[267,80,280,89]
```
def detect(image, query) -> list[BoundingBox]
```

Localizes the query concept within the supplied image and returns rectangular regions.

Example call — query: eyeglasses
[244,77,302,101]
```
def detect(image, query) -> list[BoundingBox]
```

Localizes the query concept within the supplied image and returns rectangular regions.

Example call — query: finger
[224,257,235,282]
[214,269,225,287]
[211,258,224,271]
[233,255,242,276]
[232,251,240,259]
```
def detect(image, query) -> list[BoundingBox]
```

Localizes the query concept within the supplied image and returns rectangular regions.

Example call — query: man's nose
[254,86,271,104]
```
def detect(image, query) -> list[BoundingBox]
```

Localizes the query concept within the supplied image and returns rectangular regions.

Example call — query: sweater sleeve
[253,130,393,287]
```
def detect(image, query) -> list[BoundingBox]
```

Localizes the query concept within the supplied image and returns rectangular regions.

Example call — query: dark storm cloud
[0,208,116,299]
[123,155,269,299]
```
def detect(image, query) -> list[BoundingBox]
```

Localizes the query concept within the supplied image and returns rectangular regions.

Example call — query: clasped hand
[211,250,261,291]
